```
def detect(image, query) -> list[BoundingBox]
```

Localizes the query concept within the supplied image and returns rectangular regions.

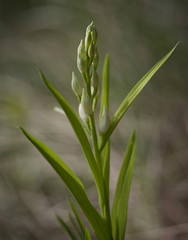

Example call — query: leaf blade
[111,132,136,239]
[68,199,85,238]
[39,71,104,200]
[69,213,83,240]
[98,55,111,229]
[20,127,110,240]
[117,140,136,240]
[85,227,92,240]
[100,43,178,151]
[56,214,76,240]
[99,54,110,118]
[99,54,110,192]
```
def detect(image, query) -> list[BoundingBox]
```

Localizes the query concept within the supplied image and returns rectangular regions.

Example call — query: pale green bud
[92,47,99,70]
[99,106,110,134]
[71,72,82,96]
[85,32,91,53]
[78,103,89,123]
[77,39,85,58]
[77,40,87,73]
[91,69,99,88]
[91,85,100,99]
[77,56,87,73]
[88,42,95,59]
[54,107,65,115]
[81,89,92,115]
[86,21,94,34]
[91,26,97,45]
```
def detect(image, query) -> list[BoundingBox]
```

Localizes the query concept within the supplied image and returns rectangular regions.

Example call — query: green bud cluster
[71,22,108,132]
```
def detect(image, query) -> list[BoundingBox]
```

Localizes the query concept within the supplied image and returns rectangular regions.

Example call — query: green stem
[86,70,91,98]
[89,114,101,166]
[89,114,112,237]
[85,54,112,239]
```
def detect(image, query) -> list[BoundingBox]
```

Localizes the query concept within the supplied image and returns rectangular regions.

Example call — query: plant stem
[89,114,112,237]
[89,114,101,166]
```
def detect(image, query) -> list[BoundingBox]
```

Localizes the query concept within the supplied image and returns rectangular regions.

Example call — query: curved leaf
[99,43,179,152]
[99,55,110,193]
[85,228,92,240]
[56,214,76,240]
[68,199,85,238]
[69,213,83,239]
[39,71,104,201]
[98,55,111,228]
[20,127,110,240]
[111,132,136,240]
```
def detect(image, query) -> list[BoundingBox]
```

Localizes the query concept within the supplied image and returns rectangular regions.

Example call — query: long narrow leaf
[20,128,110,240]
[68,199,85,238]
[39,71,104,202]
[113,133,136,240]
[111,132,135,239]
[56,214,76,240]
[85,228,92,240]
[99,55,110,118]
[99,43,178,152]
[69,213,83,240]
[98,55,111,228]
[99,55,110,190]
[102,141,110,199]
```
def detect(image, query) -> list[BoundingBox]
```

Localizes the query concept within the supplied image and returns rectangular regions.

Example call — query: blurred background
[0,0,187,239]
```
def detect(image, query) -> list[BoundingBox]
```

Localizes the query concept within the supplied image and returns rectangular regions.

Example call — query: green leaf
[68,199,85,238]
[39,70,104,202]
[102,141,110,200]
[111,132,136,240]
[99,54,110,118]
[99,55,110,193]
[69,213,83,240]
[20,127,111,240]
[56,214,76,240]
[85,227,92,240]
[98,55,111,228]
[99,43,179,152]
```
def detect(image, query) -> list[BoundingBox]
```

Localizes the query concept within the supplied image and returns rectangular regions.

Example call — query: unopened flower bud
[81,89,92,115]
[78,103,89,123]
[77,40,85,58]
[91,26,97,45]
[99,106,110,134]
[85,32,91,53]
[91,70,99,88]
[92,47,99,70]
[88,42,95,59]
[91,85,100,99]
[77,56,87,73]
[86,22,94,34]
[71,72,82,96]
[54,107,65,115]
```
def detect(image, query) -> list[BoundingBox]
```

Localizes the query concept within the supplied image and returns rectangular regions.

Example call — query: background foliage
[0,0,187,239]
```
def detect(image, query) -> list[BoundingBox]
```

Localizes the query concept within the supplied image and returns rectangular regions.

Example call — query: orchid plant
[20,22,178,240]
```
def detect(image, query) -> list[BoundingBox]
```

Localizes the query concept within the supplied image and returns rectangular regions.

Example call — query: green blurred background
[0,0,187,239]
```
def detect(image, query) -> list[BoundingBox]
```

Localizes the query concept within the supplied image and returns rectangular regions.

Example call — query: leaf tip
[105,53,109,59]
[55,213,61,220]
[38,69,48,85]
[19,127,29,139]
[18,126,24,133]
[171,42,180,53]
[132,130,136,140]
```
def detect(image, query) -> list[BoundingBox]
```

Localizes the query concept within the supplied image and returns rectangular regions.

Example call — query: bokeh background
[0,0,188,239]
